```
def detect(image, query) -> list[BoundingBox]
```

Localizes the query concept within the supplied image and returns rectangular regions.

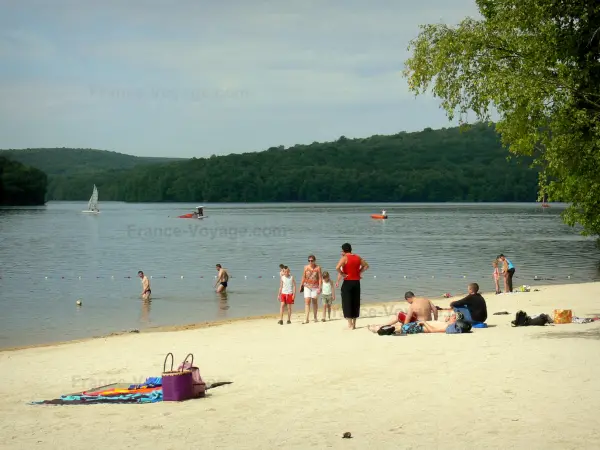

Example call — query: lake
[0,202,598,349]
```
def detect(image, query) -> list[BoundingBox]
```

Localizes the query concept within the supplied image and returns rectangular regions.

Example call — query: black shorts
[220,282,228,288]
[341,280,361,319]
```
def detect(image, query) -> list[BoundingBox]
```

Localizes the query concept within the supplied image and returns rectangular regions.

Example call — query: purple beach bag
[178,353,206,398]
[162,353,194,402]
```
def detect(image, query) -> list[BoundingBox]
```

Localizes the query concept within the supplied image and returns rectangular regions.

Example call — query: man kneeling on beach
[367,291,438,334]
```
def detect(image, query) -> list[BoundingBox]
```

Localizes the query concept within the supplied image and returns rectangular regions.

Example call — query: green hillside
[38,123,540,202]
[0,157,47,205]
[0,148,184,176]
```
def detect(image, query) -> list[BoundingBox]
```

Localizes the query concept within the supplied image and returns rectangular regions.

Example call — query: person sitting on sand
[449,283,488,325]
[369,313,472,335]
[367,291,438,334]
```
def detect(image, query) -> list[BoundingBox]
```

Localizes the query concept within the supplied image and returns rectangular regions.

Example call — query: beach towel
[30,381,233,406]
[30,390,163,405]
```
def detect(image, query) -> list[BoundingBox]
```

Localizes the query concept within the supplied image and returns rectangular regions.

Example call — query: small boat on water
[82,185,100,214]
[371,209,388,220]
[177,206,207,219]
[541,193,550,208]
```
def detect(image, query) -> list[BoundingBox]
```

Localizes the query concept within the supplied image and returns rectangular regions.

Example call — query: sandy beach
[1,282,599,449]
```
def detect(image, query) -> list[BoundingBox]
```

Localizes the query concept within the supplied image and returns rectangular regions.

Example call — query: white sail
[82,185,99,213]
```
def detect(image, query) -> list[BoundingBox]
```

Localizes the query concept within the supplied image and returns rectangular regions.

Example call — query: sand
[1,282,600,450]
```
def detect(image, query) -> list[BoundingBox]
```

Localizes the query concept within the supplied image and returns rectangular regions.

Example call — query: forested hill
[0,157,47,205]
[0,148,184,176]
[5,123,540,202]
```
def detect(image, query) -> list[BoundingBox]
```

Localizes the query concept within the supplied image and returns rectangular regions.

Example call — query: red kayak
[371,214,388,219]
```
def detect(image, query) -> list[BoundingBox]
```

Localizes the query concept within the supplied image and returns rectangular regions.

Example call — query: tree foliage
[41,124,538,202]
[0,157,48,206]
[0,148,183,176]
[404,0,600,237]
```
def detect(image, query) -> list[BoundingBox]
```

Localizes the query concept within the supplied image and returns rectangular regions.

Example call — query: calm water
[0,202,598,348]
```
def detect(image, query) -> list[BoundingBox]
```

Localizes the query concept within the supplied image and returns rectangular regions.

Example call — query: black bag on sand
[377,325,396,336]
[511,310,551,327]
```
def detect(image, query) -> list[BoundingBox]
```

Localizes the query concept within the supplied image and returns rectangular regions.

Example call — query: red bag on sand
[178,353,206,398]
[397,311,417,323]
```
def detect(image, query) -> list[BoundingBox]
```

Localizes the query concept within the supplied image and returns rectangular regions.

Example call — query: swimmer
[215,264,229,293]
[138,270,151,301]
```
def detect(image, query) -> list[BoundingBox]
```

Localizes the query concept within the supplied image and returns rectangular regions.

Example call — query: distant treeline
[0,157,47,206]
[2,123,540,203]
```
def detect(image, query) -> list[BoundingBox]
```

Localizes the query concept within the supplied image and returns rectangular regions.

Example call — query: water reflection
[140,300,151,324]
[217,292,229,319]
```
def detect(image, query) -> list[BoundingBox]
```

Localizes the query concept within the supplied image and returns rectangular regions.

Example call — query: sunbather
[367,291,438,334]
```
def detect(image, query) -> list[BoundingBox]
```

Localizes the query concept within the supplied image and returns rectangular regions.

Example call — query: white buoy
[181,275,184,279]
[45,276,48,279]
[403,275,407,278]
[244,275,247,279]
[567,275,571,279]
[432,275,435,278]
[78,276,81,279]
[273,275,275,278]
[76,300,82,306]
[373,275,376,278]
[150,275,153,279]
[111,275,114,279]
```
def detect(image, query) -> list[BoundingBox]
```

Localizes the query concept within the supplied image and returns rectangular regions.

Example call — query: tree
[403,0,600,239]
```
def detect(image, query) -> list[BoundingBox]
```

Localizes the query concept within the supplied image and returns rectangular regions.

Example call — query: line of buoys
[5,274,576,280]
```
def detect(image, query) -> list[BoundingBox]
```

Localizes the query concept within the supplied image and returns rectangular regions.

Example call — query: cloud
[0,0,479,156]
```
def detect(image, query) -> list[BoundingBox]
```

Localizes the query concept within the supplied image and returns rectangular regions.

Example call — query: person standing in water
[335,243,369,330]
[138,270,151,301]
[215,264,229,293]
[498,254,516,292]
[278,266,296,325]
[492,259,501,294]
[300,255,323,324]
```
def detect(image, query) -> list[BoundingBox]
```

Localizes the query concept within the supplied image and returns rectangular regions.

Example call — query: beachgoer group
[367,283,487,336]
[276,243,369,329]
[493,254,516,293]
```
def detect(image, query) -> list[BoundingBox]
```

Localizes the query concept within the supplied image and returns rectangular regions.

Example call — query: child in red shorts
[278,266,296,325]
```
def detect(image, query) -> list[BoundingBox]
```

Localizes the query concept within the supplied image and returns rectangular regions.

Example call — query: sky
[0,0,481,158]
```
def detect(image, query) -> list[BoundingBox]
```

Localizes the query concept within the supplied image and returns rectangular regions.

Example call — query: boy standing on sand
[138,271,151,301]
[278,266,296,325]
[320,271,335,322]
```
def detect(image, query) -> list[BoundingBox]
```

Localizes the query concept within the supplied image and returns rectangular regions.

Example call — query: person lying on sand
[368,313,472,335]
[367,291,438,334]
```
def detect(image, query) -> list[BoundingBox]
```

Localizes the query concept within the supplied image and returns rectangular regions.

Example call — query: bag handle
[163,352,174,372]
[181,353,194,371]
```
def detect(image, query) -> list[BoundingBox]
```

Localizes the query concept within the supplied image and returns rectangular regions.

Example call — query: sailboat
[82,185,100,214]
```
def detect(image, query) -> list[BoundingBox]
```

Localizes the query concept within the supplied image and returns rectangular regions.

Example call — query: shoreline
[2,282,591,353]
[2,281,600,449]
